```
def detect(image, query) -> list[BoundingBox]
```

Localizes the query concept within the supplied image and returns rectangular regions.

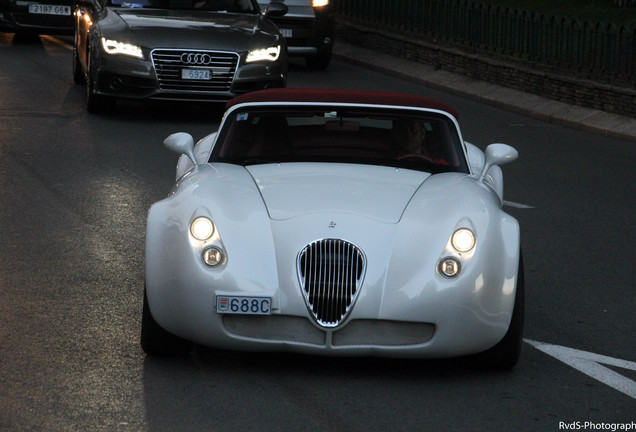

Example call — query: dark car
[258,0,334,69]
[73,0,288,113]
[0,0,75,34]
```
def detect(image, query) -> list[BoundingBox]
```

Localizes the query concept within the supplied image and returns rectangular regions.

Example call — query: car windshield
[109,0,258,12]
[211,107,469,174]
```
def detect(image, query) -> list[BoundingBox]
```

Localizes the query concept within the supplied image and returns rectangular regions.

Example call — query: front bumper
[146,202,520,359]
[92,49,287,102]
[146,264,517,359]
[0,9,73,34]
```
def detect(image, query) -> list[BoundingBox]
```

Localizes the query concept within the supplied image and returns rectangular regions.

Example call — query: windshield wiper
[243,158,278,166]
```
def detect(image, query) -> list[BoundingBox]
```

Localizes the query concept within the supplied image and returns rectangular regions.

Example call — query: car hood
[245,163,431,223]
[106,9,277,49]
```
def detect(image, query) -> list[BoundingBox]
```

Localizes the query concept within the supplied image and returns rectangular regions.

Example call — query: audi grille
[151,49,239,93]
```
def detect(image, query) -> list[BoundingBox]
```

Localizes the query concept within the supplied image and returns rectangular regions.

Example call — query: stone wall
[336,20,636,118]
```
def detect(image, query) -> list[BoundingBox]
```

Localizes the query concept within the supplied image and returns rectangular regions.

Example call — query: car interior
[214,109,467,173]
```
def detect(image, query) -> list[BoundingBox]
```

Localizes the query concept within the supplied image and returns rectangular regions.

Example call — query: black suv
[260,0,334,70]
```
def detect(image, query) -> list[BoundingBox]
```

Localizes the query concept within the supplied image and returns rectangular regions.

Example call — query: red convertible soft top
[226,88,458,118]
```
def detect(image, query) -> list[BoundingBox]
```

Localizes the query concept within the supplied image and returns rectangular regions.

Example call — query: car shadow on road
[0,31,47,50]
[212,345,511,373]
[140,346,524,430]
[102,99,227,123]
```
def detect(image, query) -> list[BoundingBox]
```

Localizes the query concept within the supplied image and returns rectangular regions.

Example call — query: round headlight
[451,228,475,252]
[439,257,461,278]
[191,217,214,241]
[202,247,225,267]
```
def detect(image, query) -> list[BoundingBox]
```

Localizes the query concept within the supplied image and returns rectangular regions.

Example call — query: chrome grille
[151,49,239,92]
[298,239,366,327]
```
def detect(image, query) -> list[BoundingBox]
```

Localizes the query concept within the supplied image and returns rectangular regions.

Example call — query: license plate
[216,296,272,315]
[181,69,211,80]
[281,28,293,38]
[28,4,71,15]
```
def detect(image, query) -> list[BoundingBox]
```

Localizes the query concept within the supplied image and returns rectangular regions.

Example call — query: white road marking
[525,339,636,400]
[503,200,535,209]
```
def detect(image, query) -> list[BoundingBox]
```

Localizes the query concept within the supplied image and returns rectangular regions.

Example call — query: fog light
[191,217,214,241]
[109,77,124,91]
[439,257,461,278]
[202,247,224,267]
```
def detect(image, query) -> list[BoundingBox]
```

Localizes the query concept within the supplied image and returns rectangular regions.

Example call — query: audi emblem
[180,53,213,65]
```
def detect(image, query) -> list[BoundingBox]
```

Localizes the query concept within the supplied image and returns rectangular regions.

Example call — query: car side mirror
[164,132,197,166]
[264,1,288,17]
[479,143,518,183]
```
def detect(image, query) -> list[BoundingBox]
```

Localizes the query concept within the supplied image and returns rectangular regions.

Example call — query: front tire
[473,253,525,370]
[73,51,84,85]
[85,50,115,114]
[72,32,84,85]
[141,287,193,356]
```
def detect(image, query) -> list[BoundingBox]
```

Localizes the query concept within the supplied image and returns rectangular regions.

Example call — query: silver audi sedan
[73,0,288,113]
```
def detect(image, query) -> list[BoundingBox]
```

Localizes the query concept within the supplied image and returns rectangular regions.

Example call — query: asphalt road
[0,32,634,432]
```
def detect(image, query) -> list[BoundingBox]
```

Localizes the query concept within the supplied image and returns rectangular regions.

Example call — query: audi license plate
[28,3,71,15]
[281,28,293,38]
[216,296,272,315]
[181,69,211,80]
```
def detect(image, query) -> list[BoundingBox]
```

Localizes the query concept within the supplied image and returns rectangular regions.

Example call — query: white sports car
[142,88,524,369]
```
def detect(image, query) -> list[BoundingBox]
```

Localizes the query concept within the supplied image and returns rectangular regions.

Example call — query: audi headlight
[246,45,281,63]
[451,228,475,252]
[312,0,329,6]
[191,217,214,241]
[101,37,143,59]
